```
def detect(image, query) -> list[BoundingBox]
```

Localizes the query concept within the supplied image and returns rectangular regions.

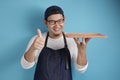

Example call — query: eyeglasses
[47,19,64,25]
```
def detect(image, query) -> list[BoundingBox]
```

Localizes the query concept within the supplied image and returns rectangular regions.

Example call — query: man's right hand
[31,29,45,50]
[24,29,45,62]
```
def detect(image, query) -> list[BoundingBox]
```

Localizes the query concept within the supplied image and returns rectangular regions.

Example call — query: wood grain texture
[65,33,107,38]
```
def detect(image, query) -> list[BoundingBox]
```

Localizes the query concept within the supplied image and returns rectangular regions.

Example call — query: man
[21,5,90,80]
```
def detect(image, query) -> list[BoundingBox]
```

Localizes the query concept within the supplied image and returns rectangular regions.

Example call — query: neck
[49,32,63,39]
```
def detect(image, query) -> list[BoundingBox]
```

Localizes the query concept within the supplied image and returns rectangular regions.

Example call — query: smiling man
[21,5,90,80]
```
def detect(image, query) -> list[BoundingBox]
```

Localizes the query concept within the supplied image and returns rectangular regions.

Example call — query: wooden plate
[65,33,107,38]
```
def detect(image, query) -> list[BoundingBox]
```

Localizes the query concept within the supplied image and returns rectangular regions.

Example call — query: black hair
[44,5,64,20]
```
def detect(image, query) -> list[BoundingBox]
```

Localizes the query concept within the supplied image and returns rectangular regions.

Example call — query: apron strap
[62,32,70,69]
[62,32,68,48]
[44,32,49,47]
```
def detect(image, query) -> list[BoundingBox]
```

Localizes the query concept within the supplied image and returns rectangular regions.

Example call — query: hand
[31,29,45,50]
[74,38,91,52]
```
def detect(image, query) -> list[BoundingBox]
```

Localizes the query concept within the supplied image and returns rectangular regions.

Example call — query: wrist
[78,48,86,54]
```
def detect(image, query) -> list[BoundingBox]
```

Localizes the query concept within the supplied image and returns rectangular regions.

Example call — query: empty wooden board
[65,33,107,38]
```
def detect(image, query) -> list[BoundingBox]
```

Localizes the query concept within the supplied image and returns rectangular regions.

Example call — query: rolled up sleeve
[75,62,88,73]
[21,55,35,69]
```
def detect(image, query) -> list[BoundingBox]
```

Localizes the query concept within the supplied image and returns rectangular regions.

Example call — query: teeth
[54,28,59,31]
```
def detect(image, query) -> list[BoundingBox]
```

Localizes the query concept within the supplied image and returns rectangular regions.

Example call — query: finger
[74,38,80,45]
[34,43,44,50]
[37,43,44,49]
[82,38,86,45]
[85,38,91,44]
[37,29,42,38]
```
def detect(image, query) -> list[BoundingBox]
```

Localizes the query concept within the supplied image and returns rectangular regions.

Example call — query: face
[44,14,64,38]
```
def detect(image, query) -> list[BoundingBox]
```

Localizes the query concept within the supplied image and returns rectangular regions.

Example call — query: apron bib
[34,32,72,80]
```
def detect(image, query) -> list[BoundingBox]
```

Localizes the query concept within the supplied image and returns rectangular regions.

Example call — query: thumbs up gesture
[32,29,45,50]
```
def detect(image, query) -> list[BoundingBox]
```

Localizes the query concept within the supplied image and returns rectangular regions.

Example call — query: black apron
[34,32,72,80]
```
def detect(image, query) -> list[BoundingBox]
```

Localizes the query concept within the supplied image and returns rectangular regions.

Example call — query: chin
[54,31,62,36]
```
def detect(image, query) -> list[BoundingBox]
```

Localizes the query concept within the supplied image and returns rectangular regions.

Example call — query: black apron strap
[44,32,49,47]
[62,32,70,69]
[62,32,68,48]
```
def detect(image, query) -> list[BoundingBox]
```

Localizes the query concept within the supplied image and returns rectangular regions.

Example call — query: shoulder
[66,37,77,49]
[64,32,74,42]
[66,37,75,44]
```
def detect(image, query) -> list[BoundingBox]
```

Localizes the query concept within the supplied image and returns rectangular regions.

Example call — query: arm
[74,38,90,72]
[77,42,87,66]
[74,38,90,66]
[21,29,45,69]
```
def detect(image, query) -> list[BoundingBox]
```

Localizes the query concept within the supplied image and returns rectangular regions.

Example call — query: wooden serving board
[65,33,107,38]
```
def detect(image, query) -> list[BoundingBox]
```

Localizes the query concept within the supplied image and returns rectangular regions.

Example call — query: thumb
[37,29,42,38]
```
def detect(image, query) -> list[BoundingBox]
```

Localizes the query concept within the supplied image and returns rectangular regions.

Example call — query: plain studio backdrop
[0,0,120,80]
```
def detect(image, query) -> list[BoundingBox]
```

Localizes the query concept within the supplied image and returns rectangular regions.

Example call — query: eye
[58,19,62,22]
[58,19,64,23]
[49,20,54,23]
[49,20,55,24]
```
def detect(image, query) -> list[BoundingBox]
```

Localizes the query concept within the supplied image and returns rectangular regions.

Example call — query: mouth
[53,28,60,32]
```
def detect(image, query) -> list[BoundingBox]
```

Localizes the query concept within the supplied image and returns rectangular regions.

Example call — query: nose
[54,21,60,26]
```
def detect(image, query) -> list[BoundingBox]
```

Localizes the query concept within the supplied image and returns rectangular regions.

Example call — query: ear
[44,20,48,28]
[44,20,47,25]
[63,16,65,21]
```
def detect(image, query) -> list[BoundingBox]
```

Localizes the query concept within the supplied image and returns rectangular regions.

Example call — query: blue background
[0,0,120,80]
